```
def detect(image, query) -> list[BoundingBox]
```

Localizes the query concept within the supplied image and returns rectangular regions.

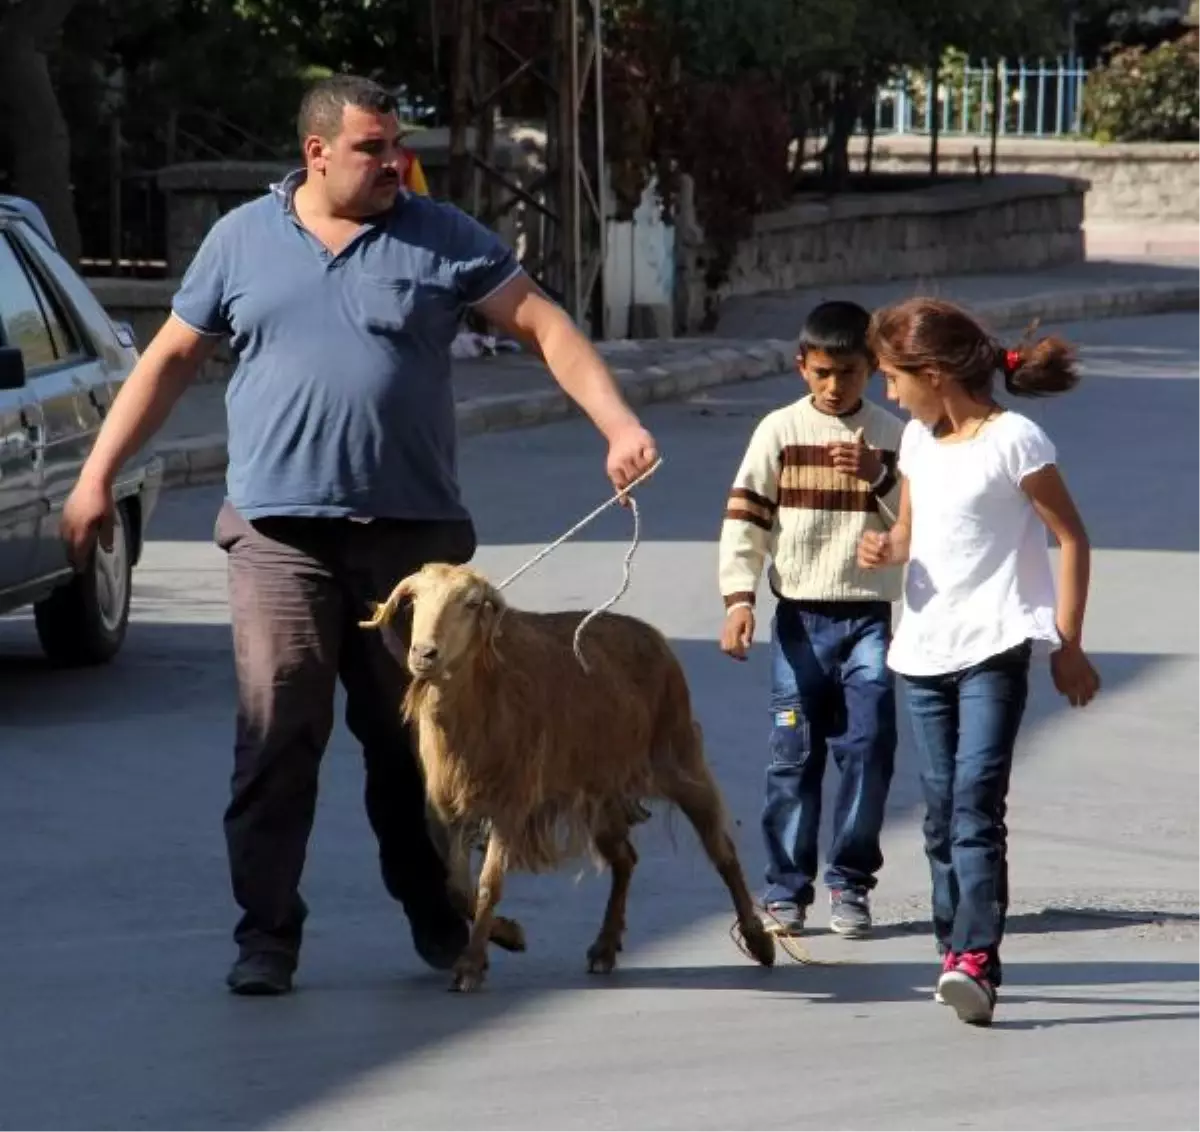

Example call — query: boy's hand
[829,427,883,484]
[721,607,755,661]
[1050,640,1101,707]
[858,530,891,569]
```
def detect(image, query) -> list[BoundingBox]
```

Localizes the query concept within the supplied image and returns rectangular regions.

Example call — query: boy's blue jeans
[903,640,1031,987]
[762,598,897,908]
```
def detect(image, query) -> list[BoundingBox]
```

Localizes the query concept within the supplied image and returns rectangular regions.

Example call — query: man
[61,74,659,996]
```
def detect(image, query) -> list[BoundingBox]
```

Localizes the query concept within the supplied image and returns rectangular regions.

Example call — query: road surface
[1,314,1196,1131]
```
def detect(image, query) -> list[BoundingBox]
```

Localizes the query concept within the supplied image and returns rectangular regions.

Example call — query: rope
[729,905,850,967]
[496,457,663,671]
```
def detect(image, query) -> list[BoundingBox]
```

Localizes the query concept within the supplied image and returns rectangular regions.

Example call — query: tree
[0,0,83,263]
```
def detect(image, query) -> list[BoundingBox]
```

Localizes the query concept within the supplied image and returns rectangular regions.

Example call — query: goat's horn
[358,577,414,630]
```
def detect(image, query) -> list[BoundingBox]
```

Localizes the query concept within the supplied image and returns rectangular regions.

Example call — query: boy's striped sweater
[718,395,906,609]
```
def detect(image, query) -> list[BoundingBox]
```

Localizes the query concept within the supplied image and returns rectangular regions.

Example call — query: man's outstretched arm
[474,272,659,492]
[61,315,217,567]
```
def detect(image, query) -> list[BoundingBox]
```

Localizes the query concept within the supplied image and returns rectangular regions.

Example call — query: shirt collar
[269,168,409,225]
[269,168,307,211]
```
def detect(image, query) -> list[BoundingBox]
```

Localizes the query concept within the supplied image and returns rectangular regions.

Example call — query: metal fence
[870,58,1090,138]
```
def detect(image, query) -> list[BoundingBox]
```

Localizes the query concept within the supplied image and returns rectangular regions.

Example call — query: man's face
[306,104,405,217]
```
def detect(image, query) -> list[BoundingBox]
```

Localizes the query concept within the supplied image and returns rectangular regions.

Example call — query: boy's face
[797,347,873,416]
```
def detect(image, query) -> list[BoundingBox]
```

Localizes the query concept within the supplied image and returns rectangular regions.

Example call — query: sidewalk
[156,255,1198,489]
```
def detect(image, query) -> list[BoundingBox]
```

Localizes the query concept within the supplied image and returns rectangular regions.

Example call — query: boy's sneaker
[934,951,957,1003]
[829,888,871,938]
[936,950,997,1025]
[760,900,806,936]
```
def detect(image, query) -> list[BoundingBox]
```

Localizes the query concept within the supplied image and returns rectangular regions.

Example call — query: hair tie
[1003,348,1021,375]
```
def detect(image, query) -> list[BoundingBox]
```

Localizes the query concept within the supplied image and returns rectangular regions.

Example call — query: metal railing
[869,57,1090,138]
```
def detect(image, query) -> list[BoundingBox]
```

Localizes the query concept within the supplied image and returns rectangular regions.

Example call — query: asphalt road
[1,313,1196,1131]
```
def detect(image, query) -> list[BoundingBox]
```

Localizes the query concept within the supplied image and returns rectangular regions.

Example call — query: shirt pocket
[356,275,418,333]
[356,275,458,345]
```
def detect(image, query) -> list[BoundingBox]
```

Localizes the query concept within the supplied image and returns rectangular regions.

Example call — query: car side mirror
[0,345,27,391]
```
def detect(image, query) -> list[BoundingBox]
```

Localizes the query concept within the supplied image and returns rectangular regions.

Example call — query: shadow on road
[0,312,1195,1129]
[0,619,1195,1128]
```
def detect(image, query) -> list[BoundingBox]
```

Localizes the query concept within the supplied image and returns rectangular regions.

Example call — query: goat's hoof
[450,958,487,993]
[741,922,777,967]
[586,940,620,975]
[490,916,527,953]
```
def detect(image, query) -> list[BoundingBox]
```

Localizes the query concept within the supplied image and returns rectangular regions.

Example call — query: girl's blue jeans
[903,640,1032,986]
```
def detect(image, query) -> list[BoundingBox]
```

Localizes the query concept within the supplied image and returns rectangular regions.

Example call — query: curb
[158,280,1199,491]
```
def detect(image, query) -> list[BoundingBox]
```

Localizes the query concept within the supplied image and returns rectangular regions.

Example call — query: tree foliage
[1084,29,1199,141]
[0,0,1077,273]
[601,0,1071,283]
[0,0,83,261]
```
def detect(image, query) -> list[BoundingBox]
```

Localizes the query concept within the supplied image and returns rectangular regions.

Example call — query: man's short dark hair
[297,74,398,147]
[797,300,873,360]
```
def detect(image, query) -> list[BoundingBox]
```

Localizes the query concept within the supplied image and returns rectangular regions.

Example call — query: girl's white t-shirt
[888,410,1062,677]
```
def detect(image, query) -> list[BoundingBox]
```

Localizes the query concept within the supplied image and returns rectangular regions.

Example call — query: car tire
[34,499,135,667]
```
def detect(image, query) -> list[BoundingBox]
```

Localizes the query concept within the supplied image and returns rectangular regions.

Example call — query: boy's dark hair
[297,74,398,148]
[868,297,1080,399]
[797,300,873,360]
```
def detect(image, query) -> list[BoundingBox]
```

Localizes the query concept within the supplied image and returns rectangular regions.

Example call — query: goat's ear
[479,590,506,658]
[358,573,420,630]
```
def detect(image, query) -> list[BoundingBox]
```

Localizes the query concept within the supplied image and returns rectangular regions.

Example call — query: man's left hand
[606,423,660,496]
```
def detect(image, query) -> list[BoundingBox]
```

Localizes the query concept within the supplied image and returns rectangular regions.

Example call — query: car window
[9,232,84,363]
[0,233,57,370]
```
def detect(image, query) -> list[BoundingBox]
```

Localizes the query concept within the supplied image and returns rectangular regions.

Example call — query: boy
[718,300,905,939]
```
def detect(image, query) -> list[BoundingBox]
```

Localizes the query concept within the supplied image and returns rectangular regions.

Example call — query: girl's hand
[721,607,755,661]
[1051,641,1101,707]
[858,530,891,569]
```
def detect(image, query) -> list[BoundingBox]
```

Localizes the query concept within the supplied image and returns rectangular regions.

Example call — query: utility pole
[447,0,607,337]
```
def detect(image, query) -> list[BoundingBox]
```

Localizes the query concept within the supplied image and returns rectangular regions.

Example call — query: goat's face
[402,563,504,681]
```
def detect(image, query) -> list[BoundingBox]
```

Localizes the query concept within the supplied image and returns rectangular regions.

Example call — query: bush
[1084,32,1200,142]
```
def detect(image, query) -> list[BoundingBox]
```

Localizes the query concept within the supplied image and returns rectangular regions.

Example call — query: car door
[0,385,44,594]
[0,235,50,593]
[0,228,105,582]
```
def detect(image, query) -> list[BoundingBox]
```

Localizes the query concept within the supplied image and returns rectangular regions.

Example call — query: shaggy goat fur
[360,561,776,991]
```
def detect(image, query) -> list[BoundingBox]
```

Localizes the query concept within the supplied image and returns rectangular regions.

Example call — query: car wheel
[34,499,134,667]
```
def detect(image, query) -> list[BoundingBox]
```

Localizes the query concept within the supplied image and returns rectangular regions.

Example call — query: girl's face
[880,363,943,425]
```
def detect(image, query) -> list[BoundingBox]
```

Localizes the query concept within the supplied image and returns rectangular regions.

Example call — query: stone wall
[849,137,1199,224]
[675,173,1087,333]
[89,276,231,383]
[157,161,292,277]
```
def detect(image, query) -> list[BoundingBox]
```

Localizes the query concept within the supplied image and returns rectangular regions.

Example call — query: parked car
[0,195,163,665]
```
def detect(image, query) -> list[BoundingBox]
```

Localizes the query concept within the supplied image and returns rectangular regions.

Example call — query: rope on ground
[729,905,850,966]
[496,457,664,670]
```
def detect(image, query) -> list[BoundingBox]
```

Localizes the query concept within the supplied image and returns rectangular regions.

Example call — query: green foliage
[602,0,1071,286]
[1,0,1080,275]
[227,0,442,104]
[1083,31,1199,142]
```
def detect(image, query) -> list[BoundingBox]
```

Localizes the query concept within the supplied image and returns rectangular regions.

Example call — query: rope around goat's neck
[496,457,663,670]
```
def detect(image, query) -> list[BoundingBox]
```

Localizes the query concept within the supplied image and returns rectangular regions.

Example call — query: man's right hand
[57,314,216,573]
[61,476,115,572]
[720,606,756,661]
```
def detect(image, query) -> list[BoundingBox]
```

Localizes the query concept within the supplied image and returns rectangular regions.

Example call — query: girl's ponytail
[870,298,1083,401]
[1000,335,1080,398]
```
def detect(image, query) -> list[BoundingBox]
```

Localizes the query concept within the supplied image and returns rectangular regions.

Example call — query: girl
[857,297,1101,1027]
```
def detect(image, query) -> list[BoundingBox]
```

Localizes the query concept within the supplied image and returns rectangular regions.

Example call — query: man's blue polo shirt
[171,170,521,522]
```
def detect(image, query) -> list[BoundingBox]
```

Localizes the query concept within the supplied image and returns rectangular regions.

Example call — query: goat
[360,561,776,992]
